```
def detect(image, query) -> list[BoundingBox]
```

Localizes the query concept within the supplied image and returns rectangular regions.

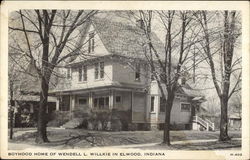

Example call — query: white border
[1,1,249,159]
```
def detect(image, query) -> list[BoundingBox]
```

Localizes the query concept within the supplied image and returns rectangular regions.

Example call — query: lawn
[9,128,241,150]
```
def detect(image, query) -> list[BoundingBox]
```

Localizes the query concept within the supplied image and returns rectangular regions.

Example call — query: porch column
[89,92,93,108]
[71,95,75,111]
[145,93,150,121]
[155,95,160,123]
[109,89,114,109]
[56,96,60,111]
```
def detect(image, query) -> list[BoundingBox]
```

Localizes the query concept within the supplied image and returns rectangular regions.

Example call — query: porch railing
[193,116,215,131]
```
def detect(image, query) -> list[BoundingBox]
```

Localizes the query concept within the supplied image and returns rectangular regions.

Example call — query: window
[66,68,71,79]
[116,96,121,103]
[105,97,109,106]
[93,97,109,109]
[99,97,105,109]
[94,62,104,79]
[88,32,95,53]
[79,98,87,105]
[94,63,99,79]
[151,96,155,112]
[79,66,87,82]
[94,98,98,108]
[135,63,140,81]
[100,62,104,78]
[78,67,82,81]
[181,103,191,112]
[59,95,70,111]
[160,97,166,112]
[83,65,87,81]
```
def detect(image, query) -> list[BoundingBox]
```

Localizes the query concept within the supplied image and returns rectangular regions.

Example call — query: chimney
[136,19,145,29]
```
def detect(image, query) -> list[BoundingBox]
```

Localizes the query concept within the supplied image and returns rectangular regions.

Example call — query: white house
[50,17,211,131]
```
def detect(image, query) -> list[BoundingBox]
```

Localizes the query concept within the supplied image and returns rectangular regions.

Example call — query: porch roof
[14,95,57,102]
[49,82,146,95]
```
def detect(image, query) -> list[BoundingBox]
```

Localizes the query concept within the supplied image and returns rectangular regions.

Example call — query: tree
[9,10,97,143]
[138,11,201,145]
[195,11,241,141]
[8,52,21,139]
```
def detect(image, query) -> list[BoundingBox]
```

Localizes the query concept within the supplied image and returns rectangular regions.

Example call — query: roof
[68,16,172,65]
[19,63,41,93]
[176,82,205,98]
[92,17,165,58]
[229,113,241,119]
[18,62,58,94]
[15,95,57,102]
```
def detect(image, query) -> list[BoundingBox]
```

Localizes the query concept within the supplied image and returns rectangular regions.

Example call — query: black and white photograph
[1,1,249,159]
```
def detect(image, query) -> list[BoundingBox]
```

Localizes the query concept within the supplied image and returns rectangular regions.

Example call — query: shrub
[47,111,71,127]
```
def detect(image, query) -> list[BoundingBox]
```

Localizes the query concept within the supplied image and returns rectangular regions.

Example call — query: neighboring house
[11,63,57,127]
[50,17,210,131]
[228,113,241,130]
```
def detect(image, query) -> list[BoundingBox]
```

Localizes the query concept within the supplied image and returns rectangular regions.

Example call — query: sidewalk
[110,138,242,148]
[9,137,241,150]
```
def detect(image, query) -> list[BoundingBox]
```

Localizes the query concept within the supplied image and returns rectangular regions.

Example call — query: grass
[9,129,241,150]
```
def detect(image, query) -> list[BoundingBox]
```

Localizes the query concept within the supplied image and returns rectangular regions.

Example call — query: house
[50,17,211,131]
[228,113,241,130]
[10,62,57,127]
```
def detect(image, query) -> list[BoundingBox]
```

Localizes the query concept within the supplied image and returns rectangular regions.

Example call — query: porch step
[192,116,215,131]
[61,118,84,129]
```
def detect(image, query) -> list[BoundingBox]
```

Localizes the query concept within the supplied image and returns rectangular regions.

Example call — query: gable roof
[68,16,167,65]
[18,62,58,95]
[92,17,165,59]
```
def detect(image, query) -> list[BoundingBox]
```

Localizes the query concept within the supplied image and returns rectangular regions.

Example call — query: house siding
[112,61,148,86]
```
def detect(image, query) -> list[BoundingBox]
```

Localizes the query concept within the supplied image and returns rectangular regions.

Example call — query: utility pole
[193,46,196,83]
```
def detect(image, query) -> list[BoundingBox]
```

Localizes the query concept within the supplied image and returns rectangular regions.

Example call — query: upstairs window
[94,62,104,79]
[88,32,95,53]
[78,67,82,81]
[135,63,141,81]
[66,68,71,79]
[79,65,87,82]
[83,65,87,81]
[94,63,99,79]
[100,62,104,78]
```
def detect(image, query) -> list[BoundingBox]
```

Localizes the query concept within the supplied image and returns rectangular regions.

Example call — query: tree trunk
[219,96,230,141]
[35,76,49,143]
[163,94,174,145]
[9,106,14,139]
[9,82,14,139]
[36,11,51,143]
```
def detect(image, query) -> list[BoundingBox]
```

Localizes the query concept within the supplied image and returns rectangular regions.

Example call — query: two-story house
[50,17,211,131]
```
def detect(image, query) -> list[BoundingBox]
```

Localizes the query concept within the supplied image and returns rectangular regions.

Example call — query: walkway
[110,138,242,148]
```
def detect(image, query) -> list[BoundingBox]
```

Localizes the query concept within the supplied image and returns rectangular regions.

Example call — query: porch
[54,86,149,127]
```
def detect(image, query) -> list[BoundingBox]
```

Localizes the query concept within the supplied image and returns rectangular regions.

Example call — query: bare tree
[8,52,22,139]
[138,11,201,145]
[195,11,241,141]
[9,10,97,143]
